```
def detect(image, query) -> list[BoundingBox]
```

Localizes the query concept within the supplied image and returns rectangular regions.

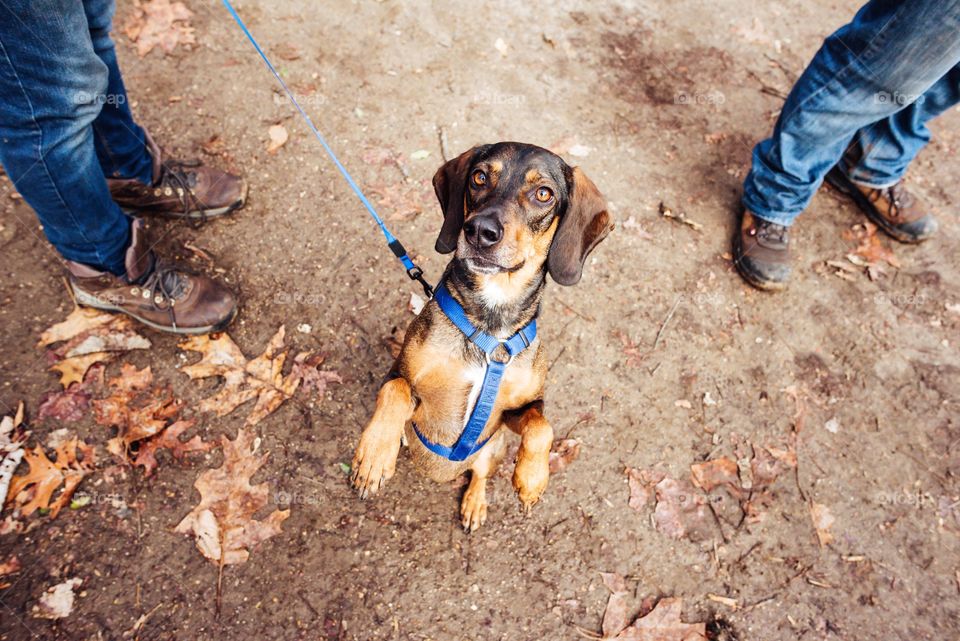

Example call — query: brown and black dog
[350,142,613,531]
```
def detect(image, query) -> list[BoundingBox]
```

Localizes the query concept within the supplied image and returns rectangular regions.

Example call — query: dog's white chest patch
[461,363,487,427]
[480,280,511,307]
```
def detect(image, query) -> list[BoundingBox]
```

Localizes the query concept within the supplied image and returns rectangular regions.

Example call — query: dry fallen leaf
[93,365,182,461]
[0,403,27,507]
[626,468,665,511]
[175,427,289,565]
[615,597,707,640]
[39,308,150,388]
[548,438,581,474]
[847,222,901,268]
[180,327,335,426]
[32,577,82,620]
[690,457,743,497]
[267,124,289,154]
[601,572,632,638]
[37,364,104,423]
[810,502,835,547]
[6,439,95,519]
[123,0,196,57]
[0,556,20,590]
[133,419,212,478]
[653,477,712,541]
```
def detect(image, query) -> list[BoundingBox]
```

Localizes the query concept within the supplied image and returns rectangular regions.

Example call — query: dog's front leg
[351,377,414,499]
[502,400,553,511]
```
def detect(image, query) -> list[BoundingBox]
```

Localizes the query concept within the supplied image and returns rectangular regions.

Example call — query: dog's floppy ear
[432,145,487,254]
[548,167,614,286]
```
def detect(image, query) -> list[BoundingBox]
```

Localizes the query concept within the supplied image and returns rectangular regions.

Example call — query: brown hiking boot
[107,132,247,221]
[66,220,237,334]
[733,210,791,291]
[825,167,938,243]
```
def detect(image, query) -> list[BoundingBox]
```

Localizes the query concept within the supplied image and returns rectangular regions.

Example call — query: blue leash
[221,0,433,298]
[412,285,537,462]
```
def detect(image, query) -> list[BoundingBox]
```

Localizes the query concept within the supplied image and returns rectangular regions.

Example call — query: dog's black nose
[464,215,503,249]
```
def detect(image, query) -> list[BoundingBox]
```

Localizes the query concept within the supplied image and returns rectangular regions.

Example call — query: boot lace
[158,160,207,226]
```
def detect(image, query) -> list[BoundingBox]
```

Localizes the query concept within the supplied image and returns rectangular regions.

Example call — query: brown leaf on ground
[810,502,835,547]
[368,179,432,222]
[175,428,289,564]
[750,445,797,490]
[37,364,104,423]
[1,402,28,507]
[601,572,632,638]
[627,468,665,511]
[6,439,95,519]
[93,365,182,461]
[180,327,331,426]
[267,124,289,154]
[690,457,742,497]
[616,330,646,367]
[133,419,212,478]
[614,597,707,640]
[846,222,901,268]
[273,42,301,61]
[653,477,712,541]
[39,308,150,389]
[0,555,20,589]
[548,438,581,474]
[123,0,196,57]
[289,353,342,398]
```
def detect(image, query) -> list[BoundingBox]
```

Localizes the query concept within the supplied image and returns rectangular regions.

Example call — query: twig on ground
[659,201,703,231]
[653,296,682,350]
[437,125,450,162]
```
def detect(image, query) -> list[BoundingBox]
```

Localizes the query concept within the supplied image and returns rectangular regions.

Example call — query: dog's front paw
[460,481,488,533]
[512,451,549,512]
[350,428,401,499]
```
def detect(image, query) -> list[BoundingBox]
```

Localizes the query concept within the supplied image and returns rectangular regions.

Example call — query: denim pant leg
[845,64,960,187]
[0,0,130,274]
[742,0,960,226]
[85,0,154,184]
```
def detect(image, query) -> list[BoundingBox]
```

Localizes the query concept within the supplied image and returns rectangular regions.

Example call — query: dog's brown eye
[472,170,487,187]
[535,187,553,203]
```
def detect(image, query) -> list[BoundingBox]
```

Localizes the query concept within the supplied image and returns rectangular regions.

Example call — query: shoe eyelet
[154,295,164,305]
[163,187,173,196]
[142,290,152,299]
[153,189,162,197]
[130,287,140,295]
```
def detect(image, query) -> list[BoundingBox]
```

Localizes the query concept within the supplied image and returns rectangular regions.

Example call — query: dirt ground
[1,0,959,639]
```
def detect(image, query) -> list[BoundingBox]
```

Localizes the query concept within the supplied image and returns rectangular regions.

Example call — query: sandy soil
[1,1,958,639]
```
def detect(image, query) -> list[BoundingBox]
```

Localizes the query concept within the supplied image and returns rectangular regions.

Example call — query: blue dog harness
[412,285,538,462]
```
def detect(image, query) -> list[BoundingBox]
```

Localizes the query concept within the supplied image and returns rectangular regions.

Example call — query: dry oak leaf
[37,364,104,424]
[133,419,212,478]
[548,438,581,474]
[124,0,196,57]
[653,477,712,541]
[690,457,743,498]
[6,439,95,519]
[175,428,289,564]
[92,365,182,461]
[601,572,632,638]
[1,402,28,507]
[847,222,901,268]
[626,468,665,511]
[0,555,20,590]
[39,308,150,388]
[180,326,330,426]
[614,597,707,641]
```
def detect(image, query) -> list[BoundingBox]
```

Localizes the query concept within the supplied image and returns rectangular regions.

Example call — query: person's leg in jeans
[0,0,131,274]
[736,0,960,290]
[84,0,155,184]
[0,0,237,333]
[842,64,960,188]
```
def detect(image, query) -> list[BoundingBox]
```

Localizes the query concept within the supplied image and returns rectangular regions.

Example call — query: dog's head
[432,142,613,287]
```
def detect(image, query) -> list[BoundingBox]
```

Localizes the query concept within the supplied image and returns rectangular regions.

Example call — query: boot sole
[72,285,237,335]
[824,169,928,244]
[120,180,248,221]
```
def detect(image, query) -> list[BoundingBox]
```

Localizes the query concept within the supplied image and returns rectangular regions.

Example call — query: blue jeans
[0,0,154,274]
[743,0,960,226]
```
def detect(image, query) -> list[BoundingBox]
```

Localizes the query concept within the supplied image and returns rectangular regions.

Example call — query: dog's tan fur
[351,142,612,531]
